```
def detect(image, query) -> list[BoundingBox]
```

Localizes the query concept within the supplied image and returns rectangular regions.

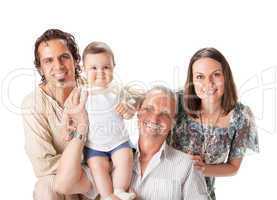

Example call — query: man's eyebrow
[59,52,71,56]
[41,56,52,61]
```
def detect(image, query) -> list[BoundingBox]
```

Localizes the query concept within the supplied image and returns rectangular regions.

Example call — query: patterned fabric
[171,91,259,200]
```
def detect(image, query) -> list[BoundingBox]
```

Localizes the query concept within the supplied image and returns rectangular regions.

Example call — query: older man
[55,86,208,200]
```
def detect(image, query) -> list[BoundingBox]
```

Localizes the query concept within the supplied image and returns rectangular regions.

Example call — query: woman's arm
[183,162,208,200]
[192,155,242,177]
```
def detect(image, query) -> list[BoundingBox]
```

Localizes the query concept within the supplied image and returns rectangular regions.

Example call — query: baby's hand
[115,102,136,119]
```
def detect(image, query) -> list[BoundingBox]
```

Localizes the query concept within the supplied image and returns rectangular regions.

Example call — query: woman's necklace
[200,109,222,163]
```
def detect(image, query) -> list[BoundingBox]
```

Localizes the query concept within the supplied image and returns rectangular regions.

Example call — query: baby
[82,41,140,200]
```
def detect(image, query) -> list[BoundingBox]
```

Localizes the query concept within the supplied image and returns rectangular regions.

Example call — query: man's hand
[62,87,89,140]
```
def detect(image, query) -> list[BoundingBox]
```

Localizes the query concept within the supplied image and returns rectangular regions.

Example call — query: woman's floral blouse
[171,91,259,200]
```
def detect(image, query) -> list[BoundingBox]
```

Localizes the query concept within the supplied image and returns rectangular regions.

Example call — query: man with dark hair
[34,29,81,83]
[22,29,89,200]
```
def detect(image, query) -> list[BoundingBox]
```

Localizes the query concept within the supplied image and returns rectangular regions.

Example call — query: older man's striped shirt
[131,143,208,200]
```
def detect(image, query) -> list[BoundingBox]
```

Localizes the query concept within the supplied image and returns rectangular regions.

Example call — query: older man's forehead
[146,90,174,102]
[146,94,171,103]
[144,90,176,111]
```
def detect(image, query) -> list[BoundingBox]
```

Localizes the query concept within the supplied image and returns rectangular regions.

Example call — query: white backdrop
[0,0,276,199]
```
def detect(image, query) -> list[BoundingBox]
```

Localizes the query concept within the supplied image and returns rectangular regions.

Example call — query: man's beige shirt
[22,87,67,177]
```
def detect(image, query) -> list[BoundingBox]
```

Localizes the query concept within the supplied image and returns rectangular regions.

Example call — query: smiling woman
[192,58,225,105]
[171,47,259,200]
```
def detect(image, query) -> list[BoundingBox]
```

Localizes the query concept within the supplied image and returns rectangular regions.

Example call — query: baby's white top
[84,83,129,151]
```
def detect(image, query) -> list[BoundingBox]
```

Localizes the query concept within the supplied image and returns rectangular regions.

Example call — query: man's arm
[53,88,93,195]
[54,130,92,194]
[54,88,121,199]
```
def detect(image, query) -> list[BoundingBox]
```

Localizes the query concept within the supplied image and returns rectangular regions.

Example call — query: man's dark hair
[34,29,81,83]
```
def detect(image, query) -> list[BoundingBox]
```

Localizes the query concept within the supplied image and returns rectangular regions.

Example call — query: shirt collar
[135,141,169,161]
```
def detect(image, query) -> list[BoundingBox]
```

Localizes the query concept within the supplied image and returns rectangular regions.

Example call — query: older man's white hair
[146,85,176,106]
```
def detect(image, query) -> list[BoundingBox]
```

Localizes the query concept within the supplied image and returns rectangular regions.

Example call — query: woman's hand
[190,155,206,173]
[115,102,136,119]
[129,188,138,200]
[62,87,89,140]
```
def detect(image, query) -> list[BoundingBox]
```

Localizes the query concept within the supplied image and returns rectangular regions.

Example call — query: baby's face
[83,53,114,87]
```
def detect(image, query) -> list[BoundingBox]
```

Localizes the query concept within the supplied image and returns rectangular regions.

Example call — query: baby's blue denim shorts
[83,141,131,161]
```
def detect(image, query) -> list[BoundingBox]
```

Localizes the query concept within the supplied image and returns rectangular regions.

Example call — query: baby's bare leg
[111,147,133,191]
[87,156,112,199]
